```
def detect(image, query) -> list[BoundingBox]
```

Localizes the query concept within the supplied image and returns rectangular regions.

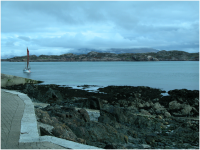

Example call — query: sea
[1,61,199,92]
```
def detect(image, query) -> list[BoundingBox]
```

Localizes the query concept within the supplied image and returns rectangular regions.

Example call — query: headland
[2,50,199,62]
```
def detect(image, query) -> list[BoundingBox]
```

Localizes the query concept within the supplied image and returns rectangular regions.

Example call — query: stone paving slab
[1,89,102,149]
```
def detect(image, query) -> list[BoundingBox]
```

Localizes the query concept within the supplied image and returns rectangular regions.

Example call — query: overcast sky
[1,1,199,58]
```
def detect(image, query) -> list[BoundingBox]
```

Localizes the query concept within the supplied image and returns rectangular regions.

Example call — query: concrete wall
[1,73,43,87]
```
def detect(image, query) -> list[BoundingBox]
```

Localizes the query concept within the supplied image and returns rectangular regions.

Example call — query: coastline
[2,50,199,62]
[2,60,199,62]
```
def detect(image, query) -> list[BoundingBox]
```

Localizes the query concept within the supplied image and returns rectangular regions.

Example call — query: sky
[1,1,199,58]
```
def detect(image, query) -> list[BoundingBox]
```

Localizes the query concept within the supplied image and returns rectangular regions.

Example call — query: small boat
[23,48,31,73]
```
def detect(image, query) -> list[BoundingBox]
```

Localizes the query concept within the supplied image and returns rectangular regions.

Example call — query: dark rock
[4,83,199,149]
[100,106,128,124]
[145,135,155,145]
[78,108,90,122]
[62,107,81,119]
[52,125,77,142]
[128,136,141,144]
[35,108,53,125]
[104,143,118,149]
[98,115,111,124]
[140,109,151,115]
[164,111,171,117]
[168,89,199,109]
[104,143,125,149]
[153,102,166,115]
[127,129,137,138]
[51,117,60,126]
[76,138,86,144]
[40,127,53,136]
[159,96,171,107]
[86,141,106,148]
[68,117,86,126]
[84,122,127,144]
[181,104,193,115]
[140,144,151,149]
[66,123,91,140]
[83,96,102,110]
[44,88,63,103]
[169,101,182,110]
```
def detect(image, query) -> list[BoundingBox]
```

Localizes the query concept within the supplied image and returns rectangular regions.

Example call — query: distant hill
[73,48,159,54]
[106,48,159,54]
[3,50,199,62]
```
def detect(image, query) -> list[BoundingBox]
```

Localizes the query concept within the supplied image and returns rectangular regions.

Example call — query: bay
[1,61,199,91]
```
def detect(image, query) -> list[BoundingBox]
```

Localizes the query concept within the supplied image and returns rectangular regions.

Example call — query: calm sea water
[1,61,199,91]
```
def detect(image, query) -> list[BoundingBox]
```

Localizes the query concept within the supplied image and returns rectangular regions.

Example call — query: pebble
[164,122,168,125]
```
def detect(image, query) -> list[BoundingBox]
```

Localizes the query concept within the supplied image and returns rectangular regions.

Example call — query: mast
[27,48,29,69]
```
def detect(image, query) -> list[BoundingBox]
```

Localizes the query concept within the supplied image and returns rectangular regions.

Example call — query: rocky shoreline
[3,84,199,149]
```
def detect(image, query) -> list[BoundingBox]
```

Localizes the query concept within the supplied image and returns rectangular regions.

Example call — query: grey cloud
[1,1,199,58]
[18,36,30,41]
[5,41,15,47]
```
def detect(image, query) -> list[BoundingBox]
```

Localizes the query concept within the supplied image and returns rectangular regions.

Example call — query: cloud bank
[1,1,199,58]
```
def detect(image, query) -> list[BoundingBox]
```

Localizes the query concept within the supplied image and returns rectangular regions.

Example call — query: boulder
[169,101,182,110]
[181,104,193,115]
[52,125,77,142]
[67,117,86,127]
[44,88,63,103]
[144,102,151,108]
[141,144,151,149]
[35,108,53,125]
[100,105,163,133]
[38,122,54,136]
[153,102,166,115]
[153,102,163,110]
[104,143,125,149]
[83,96,103,110]
[159,96,172,107]
[42,117,57,127]
[76,138,86,144]
[128,136,141,144]
[40,127,53,136]
[67,121,128,145]
[145,135,155,145]
[62,107,81,119]
[104,143,118,149]
[138,103,144,108]
[23,84,36,95]
[164,111,171,118]
[98,115,111,124]
[78,108,90,122]
[100,106,128,123]
[140,109,151,115]
[127,129,137,138]
[85,122,126,144]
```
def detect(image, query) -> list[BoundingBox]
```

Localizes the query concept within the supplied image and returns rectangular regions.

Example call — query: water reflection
[23,72,31,78]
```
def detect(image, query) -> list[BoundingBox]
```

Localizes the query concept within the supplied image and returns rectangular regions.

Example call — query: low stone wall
[1,73,43,87]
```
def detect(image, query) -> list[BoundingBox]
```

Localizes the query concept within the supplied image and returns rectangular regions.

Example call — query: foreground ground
[3,84,199,149]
